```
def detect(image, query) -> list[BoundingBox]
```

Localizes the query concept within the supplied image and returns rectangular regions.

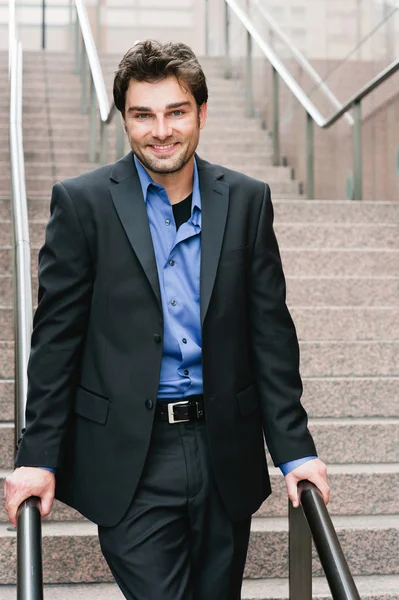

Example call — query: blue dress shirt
[38,156,316,475]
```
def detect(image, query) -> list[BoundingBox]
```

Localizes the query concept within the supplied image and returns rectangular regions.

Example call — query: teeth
[152,144,174,149]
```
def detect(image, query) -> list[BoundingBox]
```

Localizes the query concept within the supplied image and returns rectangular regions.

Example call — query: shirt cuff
[37,467,56,474]
[279,456,318,476]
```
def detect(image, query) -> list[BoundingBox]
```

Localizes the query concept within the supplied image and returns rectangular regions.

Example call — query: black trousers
[98,419,251,600]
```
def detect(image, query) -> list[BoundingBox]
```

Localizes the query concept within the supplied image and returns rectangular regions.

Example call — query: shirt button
[171,299,177,306]
[154,334,162,343]
[184,369,189,375]
[145,399,154,410]
[182,338,187,344]
[165,219,171,226]
[169,260,175,266]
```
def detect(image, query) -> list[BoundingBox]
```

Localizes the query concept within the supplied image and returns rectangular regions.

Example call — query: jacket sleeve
[249,183,317,466]
[15,181,93,468]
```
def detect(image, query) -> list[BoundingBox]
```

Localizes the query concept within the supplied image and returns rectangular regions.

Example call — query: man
[5,41,329,599]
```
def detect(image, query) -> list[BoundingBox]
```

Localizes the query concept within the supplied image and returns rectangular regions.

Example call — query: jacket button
[145,399,154,410]
[154,334,162,343]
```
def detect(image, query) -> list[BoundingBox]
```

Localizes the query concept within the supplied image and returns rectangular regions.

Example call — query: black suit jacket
[16,153,316,526]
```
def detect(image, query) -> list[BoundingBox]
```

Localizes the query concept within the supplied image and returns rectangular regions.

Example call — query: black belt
[155,396,205,424]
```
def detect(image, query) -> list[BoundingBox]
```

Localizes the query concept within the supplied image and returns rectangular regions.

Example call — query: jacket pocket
[237,383,259,417]
[74,386,110,424]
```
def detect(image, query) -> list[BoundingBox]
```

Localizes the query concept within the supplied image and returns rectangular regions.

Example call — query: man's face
[122,76,207,176]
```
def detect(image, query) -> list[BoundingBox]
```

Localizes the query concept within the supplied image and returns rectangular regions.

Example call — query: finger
[40,493,55,519]
[285,476,300,508]
[309,474,330,505]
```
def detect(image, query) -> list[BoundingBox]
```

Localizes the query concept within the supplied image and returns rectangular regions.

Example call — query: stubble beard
[130,133,200,175]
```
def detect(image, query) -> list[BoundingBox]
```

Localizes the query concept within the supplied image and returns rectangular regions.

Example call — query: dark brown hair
[113,40,208,116]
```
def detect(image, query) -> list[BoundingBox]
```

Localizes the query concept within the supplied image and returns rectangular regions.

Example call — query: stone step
[0,341,397,380]
[0,515,397,584]
[246,514,399,579]
[0,173,299,197]
[0,373,397,422]
[291,307,399,341]
[299,341,399,377]
[274,224,399,249]
[0,304,398,341]
[273,200,399,224]
[280,249,399,277]
[1,272,396,309]
[0,246,398,277]
[0,162,292,182]
[2,577,398,600]
[1,417,398,469]
[1,463,398,523]
[285,276,399,307]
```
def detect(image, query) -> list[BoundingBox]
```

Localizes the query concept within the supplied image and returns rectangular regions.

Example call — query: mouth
[149,142,179,154]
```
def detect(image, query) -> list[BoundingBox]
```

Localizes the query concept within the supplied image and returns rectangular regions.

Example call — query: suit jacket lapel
[110,153,162,310]
[197,157,229,326]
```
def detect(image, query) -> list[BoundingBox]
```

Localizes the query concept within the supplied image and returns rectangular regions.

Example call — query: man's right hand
[4,467,55,527]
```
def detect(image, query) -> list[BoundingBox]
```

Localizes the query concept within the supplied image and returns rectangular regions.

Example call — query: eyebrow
[127,101,192,114]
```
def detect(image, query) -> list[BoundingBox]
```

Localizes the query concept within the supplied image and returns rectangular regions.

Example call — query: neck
[146,156,195,205]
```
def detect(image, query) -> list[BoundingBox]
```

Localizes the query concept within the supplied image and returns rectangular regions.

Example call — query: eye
[136,114,150,119]
[171,110,183,117]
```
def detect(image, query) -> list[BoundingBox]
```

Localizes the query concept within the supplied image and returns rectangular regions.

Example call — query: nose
[152,116,172,141]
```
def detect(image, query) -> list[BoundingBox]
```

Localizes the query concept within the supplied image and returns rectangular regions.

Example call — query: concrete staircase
[0,51,398,599]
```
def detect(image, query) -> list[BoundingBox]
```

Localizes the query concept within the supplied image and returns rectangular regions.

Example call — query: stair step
[1,576,399,600]
[0,305,398,341]
[0,339,397,380]
[285,276,399,307]
[246,514,399,578]
[273,200,399,224]
[0,515,397,584]
[274,223,399,249]
[2,464,397,522]
[0,246,397,280]
[241,576,399,599]
[280,249,399,277]
[1,418,398,469]
[0,376,398,422]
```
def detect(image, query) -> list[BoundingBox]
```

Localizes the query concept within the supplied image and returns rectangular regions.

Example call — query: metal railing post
[289,501,312,600]
[272,66,280,166]
[204,0,209,56]
[81,40,87,114]
[17,498,43,600]
[245,30,254,118]
[224,2,231,78]
[74,11,80,74]
[306,112,314,199]
[100,120,107,164]
[353,100,362,200]
[89,74,97,162]
[116,118,125,160]
[41,0,46,50]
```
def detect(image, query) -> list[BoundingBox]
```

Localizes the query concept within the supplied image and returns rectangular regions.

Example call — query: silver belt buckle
[167,401,191,424]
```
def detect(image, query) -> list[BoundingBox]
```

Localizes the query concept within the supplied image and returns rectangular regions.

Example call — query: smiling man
[5,41,329,599]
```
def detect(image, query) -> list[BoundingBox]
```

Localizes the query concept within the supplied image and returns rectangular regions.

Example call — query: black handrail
[17,498,43,600]
[289,480,361,600]
[9,1,44,598]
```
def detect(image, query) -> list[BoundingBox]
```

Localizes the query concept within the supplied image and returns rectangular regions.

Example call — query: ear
[121,114,127,133]
[199,102,207,130]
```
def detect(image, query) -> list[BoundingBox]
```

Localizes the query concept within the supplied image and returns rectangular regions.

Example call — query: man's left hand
[284,458,329,508]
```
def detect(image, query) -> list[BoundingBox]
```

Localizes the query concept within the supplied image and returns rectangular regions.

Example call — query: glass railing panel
[213,0,399,199]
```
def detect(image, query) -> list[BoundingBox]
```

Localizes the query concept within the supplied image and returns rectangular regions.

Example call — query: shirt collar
[133,154,202,214]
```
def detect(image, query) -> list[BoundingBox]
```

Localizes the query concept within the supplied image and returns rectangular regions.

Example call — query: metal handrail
[9,1,44,598]
[251,0,354,127]
[221,0,399,199]
[289,481,361,600]
[73,0,123,163]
